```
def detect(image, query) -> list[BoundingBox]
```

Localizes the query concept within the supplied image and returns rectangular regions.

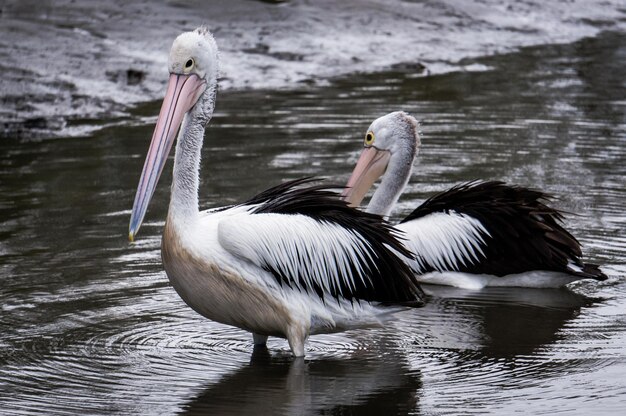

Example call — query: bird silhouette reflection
[180,345,422,415]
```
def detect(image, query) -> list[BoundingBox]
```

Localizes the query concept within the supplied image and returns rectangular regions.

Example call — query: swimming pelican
[128,29,424,357]
[342,111,606,289]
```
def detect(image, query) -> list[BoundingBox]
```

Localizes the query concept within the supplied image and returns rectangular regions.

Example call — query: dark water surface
[1,32,625,414]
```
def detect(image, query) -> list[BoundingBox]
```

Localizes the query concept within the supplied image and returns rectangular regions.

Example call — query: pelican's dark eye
[364,131,375,146]
[185,59,195,70]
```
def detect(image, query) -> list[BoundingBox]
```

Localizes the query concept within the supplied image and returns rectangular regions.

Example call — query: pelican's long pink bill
[341,147,391,208]
[129,73,206,241]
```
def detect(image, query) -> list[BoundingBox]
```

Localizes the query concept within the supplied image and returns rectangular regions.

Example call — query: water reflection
[180,287,594,415]
[181,346,421,416]
[396,287,615,414]
[420,285,592,357]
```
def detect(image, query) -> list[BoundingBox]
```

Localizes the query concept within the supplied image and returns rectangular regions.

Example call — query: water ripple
[1,31,625,415]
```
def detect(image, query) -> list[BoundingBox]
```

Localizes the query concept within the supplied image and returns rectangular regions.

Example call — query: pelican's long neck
[169,84,217,227]
[366,149,414,218]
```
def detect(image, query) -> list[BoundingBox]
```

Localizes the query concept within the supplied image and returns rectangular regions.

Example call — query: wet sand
[1,0,624,138]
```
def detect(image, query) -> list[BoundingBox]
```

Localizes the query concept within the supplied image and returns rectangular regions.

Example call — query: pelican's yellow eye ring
[184,58,195,72]
[364,131,375,146]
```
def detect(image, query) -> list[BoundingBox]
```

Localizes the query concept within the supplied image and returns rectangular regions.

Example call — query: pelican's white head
[363,111,420,156]
[168,27,219,85]
[342,111,421,216]
[129,27,219,241]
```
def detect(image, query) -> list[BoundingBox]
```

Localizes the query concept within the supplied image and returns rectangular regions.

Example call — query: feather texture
[401,180,606,280]
[220,178,425,305]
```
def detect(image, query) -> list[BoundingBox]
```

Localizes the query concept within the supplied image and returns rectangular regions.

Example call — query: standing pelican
[342,111,606,289]
[128,29,424,357]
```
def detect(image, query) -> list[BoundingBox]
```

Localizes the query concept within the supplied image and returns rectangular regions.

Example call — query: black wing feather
[402,180,606,280]
[242,178,425,306]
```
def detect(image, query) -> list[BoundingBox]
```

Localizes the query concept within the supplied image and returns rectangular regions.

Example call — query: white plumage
[128,29,423,357]
[398,211,488,273]
[219,212,373,295]
[343,111,606,289]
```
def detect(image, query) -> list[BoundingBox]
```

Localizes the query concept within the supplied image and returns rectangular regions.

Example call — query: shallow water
[1,32,625,414]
